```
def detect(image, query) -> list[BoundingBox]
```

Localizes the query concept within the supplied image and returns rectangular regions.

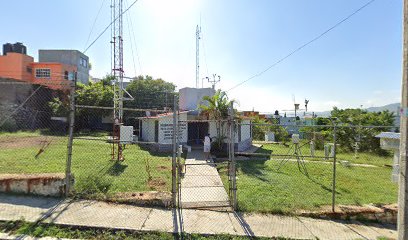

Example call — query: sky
[0,0,403,113]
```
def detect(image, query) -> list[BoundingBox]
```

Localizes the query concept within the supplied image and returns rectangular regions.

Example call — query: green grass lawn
[256,143,393,167]
[217,159,397,214]
[0,131,172,195]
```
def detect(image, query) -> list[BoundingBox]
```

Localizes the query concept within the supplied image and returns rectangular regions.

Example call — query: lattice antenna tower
[111,0,125,161]
[196,25,201,88]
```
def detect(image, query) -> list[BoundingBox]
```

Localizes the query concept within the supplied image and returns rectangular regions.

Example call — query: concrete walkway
[0,194,397,240]
[180,150,230,209]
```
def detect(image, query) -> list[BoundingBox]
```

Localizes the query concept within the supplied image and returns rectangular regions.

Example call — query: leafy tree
[330,108,395,154]
[252,116,268,141]
[124,75,176,125]
[48,97,69,117]
[125,75,176,110]
[251,116,289,143]
[48,75,114,130]
[75,81,114,129]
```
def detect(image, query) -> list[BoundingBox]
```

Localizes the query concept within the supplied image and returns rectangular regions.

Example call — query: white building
[138,87,252,152]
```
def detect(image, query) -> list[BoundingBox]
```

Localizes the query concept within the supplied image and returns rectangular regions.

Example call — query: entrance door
[187,122,209,145]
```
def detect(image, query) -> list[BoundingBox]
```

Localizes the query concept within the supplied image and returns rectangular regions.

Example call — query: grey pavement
[180,150,230,209]
[0,194,397,240]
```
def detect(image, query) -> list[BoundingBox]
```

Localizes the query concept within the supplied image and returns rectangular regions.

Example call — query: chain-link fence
[0,81,400,238]
[231,121,399,214]
[177,119,234,210]
[0,81,70,181]
[68,89,179,207]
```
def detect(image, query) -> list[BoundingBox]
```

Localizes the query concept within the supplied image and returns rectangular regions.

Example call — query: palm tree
[199,90,235,151]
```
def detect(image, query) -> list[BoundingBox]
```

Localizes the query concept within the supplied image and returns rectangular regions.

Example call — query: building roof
[375,132,400,139]
[136,111,190,119]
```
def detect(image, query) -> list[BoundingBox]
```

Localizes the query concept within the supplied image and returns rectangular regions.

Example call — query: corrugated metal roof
[375,132,400,139]
[136,111,190,119]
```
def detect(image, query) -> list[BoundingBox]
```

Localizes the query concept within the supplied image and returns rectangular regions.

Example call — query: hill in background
[315,102,400,117]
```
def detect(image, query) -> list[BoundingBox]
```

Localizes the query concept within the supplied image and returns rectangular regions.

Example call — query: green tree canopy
[329,107,396,154]
[125,75,176,110]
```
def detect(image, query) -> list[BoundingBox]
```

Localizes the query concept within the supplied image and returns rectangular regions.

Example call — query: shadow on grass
[106,162,128,176]
[254,147,274,156]
[274,160,339,195]
[138,143,170,157]
[304,169,341,195]
[236,159,272,183]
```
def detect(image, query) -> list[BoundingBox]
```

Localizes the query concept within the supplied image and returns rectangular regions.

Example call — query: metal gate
[172,101,237,211]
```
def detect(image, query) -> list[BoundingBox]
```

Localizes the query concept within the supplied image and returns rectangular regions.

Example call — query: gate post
[228,102,237,210]
[172,96,178,207]
[331,121,337,212]
[65,72,76,197]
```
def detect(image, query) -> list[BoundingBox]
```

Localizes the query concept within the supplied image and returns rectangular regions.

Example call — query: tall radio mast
[111,0,124,161]
[196,25,201,88]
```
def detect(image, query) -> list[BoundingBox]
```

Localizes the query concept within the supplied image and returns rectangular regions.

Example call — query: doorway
[187,122,209,146]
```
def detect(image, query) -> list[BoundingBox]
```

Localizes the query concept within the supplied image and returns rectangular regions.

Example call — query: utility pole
[399,0,408,238]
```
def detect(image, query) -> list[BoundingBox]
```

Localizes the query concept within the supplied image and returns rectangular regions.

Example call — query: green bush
[0,119,18,132]
[210,136,228,157]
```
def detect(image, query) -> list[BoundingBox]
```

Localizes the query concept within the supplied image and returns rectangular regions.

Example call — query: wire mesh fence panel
[177,119,232,210]
[69,96,177,206]
[232,121,400,214]
[233,123,335,213]
[333,125,399,209]
[0,82,70,176]
[0,81,72,200]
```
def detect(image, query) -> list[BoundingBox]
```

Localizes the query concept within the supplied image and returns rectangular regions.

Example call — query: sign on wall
[159,121,187,143]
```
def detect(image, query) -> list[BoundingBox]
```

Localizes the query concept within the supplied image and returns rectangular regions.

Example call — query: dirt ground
[0,136,60,149]
[148,178,167,191]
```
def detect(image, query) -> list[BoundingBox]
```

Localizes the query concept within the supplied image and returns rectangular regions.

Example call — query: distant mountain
[314,102,400,118]
[314,111,331,117]
[366,103,400,113]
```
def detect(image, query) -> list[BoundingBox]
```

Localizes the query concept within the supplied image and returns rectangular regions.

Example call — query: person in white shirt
[203,134,211,160]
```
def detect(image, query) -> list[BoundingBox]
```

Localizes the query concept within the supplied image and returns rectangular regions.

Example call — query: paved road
[180,150,230,209]
[0,194,397,239]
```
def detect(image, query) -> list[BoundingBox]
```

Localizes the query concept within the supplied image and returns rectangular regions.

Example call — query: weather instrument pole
[208,74,221,89]
[276,134,309,176]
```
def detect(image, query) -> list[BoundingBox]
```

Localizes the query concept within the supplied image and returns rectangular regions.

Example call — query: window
[80,57,87,68]
[26,67,32,73]
[64,71,69,80]
[35,68,51,78]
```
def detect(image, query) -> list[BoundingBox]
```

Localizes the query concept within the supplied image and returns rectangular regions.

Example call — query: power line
[124,0,138,77]
[83,0,140,54]
[201,26,210,79]
[126,0,143,76]
[83,0,107,52]
[227,0,377,92]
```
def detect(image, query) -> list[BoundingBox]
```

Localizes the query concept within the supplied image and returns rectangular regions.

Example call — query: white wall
[179,87,215,111]
[141,119,156,142]
[209,121,218,139]
[240,120,251,141]
[158,112,188,144]
[194,119,252,144]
